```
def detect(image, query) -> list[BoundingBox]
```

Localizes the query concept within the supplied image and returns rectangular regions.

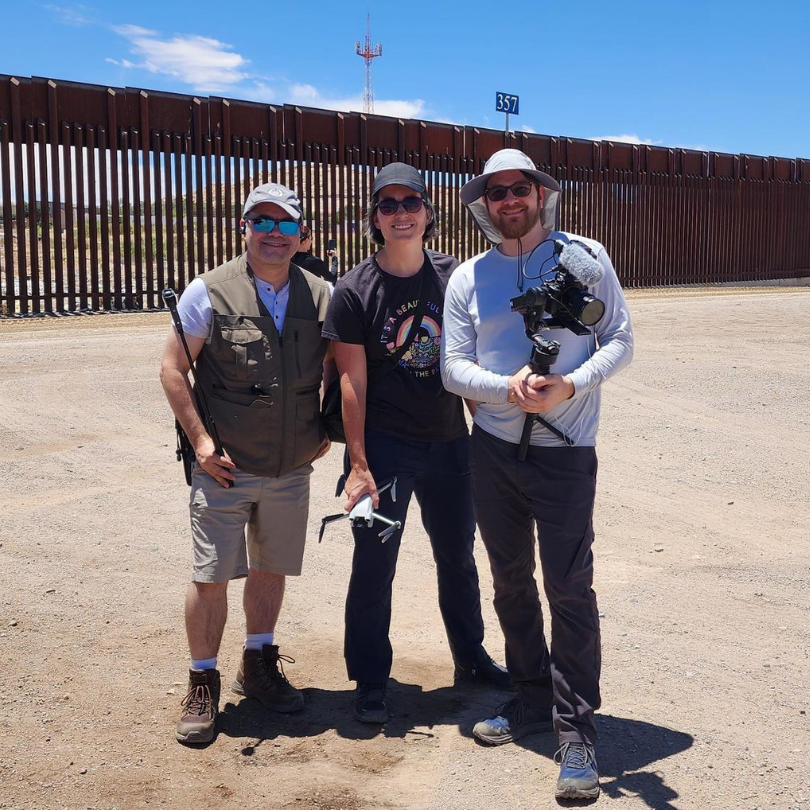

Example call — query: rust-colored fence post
[1,74,809,314]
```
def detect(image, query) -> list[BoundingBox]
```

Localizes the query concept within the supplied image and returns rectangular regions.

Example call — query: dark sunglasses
[376,196,426,216]
[484,181,537,202]
[247,217,300,235]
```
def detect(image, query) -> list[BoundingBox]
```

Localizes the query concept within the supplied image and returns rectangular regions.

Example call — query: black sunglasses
[376,196,426,216]
[484,181,537,202]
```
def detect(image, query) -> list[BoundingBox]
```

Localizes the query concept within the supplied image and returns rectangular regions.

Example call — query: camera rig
[509,239,605,460]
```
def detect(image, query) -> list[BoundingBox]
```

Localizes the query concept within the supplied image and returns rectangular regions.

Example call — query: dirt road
[0,287,808,810]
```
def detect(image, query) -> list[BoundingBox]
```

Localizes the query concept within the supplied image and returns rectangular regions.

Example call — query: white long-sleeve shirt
[440,232,634,447]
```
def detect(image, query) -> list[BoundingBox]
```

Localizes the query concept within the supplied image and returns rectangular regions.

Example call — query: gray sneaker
[472,697,553,745]
[555,741,600,799]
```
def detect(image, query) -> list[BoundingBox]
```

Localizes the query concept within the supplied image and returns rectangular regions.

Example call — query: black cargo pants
[470,425,601,745]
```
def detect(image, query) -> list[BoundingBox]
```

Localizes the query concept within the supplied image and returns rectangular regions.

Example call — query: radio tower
[356,14,382,114]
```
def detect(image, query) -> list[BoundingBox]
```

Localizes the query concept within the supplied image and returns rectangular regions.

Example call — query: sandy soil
[0,287,808,810]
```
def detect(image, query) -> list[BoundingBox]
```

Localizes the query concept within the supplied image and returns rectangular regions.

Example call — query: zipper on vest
[294,330,301,378]
[276,329,285,478]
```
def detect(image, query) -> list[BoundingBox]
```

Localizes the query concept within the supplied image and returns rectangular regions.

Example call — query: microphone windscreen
[558,242,603,286]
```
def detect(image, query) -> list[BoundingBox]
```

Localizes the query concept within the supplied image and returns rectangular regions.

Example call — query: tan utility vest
[195,254,331,478]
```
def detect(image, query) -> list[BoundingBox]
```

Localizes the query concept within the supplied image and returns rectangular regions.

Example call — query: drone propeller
[319,477,400,543]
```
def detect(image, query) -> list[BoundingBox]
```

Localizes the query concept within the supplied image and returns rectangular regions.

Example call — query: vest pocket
[210,385,275,407]
[216,317,270,381]
[208,388,281,476]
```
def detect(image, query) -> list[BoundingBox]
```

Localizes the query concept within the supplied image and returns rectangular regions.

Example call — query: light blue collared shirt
[177,275,290,339]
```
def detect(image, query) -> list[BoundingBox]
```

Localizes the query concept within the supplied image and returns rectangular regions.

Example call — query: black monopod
[162,288,231,488]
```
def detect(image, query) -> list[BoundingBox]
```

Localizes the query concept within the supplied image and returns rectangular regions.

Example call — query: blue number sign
[495,93,519,115]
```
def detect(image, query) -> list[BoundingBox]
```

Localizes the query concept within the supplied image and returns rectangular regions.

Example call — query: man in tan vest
[160,182,333,745]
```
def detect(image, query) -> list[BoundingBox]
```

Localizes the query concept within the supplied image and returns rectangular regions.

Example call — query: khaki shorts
[189,463,312,582]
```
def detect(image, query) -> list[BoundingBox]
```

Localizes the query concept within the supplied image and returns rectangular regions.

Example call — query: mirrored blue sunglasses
[247,217,300,235]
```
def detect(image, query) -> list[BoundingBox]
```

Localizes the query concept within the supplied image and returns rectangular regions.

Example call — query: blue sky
[2,0,808,160]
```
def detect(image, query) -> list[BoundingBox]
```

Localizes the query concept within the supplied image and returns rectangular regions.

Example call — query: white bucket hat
[460,149,561,244]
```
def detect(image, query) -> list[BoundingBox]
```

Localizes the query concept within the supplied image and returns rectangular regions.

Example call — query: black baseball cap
[372,163,427,196]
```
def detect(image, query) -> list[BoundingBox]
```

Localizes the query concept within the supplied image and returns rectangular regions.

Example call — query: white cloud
[247,81,425,118]
[252,82,425,118]
[110,25,251,93]
[108,26,426,118]
[673,142,712,153]
[589,134,662,146]
[518,124,536,133]
[369,99,426,119]
[590,134,715,152]
[46,4,95,26]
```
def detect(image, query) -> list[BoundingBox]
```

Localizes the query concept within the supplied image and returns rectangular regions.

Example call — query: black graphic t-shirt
[322,250,467,442]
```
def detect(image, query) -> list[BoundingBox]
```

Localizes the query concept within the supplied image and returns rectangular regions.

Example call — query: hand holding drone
[318,477,401,544]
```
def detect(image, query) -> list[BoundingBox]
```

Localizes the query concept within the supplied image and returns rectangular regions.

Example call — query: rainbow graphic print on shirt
[380,299,442,378]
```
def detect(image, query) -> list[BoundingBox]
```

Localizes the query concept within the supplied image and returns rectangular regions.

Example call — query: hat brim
[243,200,302,220]
[460,168,561,205]
[372,178,427,196]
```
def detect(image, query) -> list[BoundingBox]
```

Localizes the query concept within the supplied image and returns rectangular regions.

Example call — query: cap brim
[460,168,561,205]
[243,200,302,220]
[372,178,426,196]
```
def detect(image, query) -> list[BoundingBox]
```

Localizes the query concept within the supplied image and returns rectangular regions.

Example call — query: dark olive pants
[470,425,601,745]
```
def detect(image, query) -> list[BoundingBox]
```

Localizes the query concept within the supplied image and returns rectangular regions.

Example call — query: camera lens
[579,297,605,326]
[561,288,605,326]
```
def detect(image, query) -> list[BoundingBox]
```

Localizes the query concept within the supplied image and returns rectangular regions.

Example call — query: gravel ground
[0,286,808,810]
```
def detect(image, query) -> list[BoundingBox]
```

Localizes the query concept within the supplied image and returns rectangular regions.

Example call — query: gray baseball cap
[242,183,302,220]
[460,149,561,244]
[372,162,427,197]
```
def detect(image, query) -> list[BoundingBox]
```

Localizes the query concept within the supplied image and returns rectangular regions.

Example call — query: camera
[509,240,606,458]
[510,241,605,337]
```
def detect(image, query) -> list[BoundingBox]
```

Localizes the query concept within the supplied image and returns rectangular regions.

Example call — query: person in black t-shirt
[292,224,332,283]
[322,163,510,724]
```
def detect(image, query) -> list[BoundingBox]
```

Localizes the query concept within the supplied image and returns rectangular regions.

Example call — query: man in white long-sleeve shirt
[440,149,633,800]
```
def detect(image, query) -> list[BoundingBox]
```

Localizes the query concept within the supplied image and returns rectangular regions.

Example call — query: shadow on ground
[503,713,693,809]
[217,677,502,747]
[218,681,691,809]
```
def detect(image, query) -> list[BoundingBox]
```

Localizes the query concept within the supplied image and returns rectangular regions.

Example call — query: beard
[489,203,542,240]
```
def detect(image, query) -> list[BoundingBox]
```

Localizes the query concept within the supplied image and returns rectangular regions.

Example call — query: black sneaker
[454,656,512,690]
[555,741,600,799]
[353,683,388,724]
[472,697,553,745]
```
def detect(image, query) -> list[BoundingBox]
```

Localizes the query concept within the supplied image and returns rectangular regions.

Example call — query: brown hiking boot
[232,644,304,713]
[175,668,220,744]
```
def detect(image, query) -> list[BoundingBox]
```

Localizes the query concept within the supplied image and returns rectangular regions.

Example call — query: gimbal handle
[517,347,573,459]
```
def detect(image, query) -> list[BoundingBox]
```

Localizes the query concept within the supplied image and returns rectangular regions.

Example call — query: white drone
[319,477,401,544]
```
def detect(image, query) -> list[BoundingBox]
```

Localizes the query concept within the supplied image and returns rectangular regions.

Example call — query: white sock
[190,656,217,671]
[245,632,275,650]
